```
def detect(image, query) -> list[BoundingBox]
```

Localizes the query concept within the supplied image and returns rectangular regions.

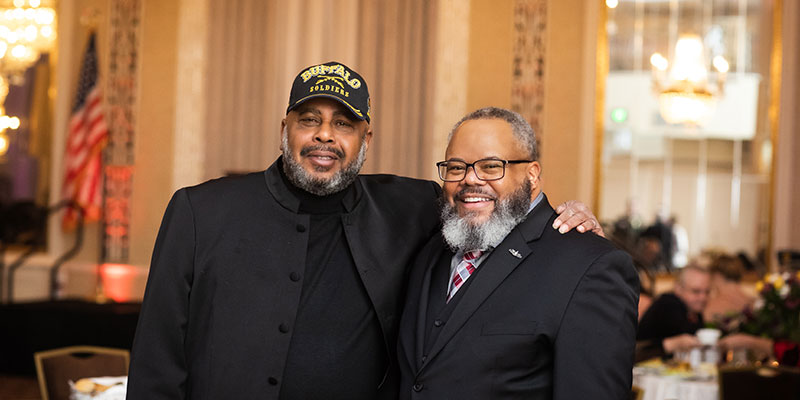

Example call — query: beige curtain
[203,0,438,180]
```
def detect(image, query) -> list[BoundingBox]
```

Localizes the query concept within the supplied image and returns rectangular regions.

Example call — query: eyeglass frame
[435,158,534,182]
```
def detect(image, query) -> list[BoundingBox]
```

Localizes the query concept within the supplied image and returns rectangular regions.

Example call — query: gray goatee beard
[440,180,532,253]
[281,129,367,196]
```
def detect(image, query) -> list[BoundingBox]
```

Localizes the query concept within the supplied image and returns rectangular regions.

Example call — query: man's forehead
[447,119,518,157]
[292,98,358,119]
[681,273,710,288]
[459,118,512,132]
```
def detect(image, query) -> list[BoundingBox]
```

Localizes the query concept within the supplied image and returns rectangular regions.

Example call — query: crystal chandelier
[0,0,56,83]
[0,74,19,156]
[0,0,55,156]
[650,34,729,126]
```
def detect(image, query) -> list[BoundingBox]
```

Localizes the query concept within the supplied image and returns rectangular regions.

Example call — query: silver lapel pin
[508,248,522,259]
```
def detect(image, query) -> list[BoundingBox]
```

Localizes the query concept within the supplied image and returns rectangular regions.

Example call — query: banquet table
[633,371,718,400]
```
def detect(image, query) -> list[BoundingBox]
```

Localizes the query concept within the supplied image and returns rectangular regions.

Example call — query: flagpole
[91,24,107,304]
[82,21,107,304]
[95,114,108,304]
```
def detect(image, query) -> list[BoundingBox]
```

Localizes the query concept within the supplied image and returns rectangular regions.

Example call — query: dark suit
[127,158,441,400]
[398,196,639,400]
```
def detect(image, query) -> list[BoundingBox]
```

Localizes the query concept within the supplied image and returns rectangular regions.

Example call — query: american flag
[62,33,108,229]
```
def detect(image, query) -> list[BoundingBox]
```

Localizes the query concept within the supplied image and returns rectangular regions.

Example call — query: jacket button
[421,355,427,363]
[289,272,302,282]
[434,319,443,327]
[413,382,423,392]
[268,377,278,385]
[279,323,290,333]
[296,224,306,232]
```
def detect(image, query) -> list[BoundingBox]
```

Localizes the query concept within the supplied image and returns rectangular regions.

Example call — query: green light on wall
[610,107,628,123]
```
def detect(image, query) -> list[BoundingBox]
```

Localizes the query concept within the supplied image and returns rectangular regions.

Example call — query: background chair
[34,345,129,400]
[630,384,644,400]
[719,365,800,400]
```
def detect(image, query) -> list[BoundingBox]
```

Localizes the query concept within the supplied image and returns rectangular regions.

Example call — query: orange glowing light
[100,263,135,302]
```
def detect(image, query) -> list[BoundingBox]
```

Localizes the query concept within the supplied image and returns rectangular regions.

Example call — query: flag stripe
[62,33,108,230]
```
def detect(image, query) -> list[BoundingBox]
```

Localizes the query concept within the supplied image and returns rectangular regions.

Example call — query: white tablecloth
[634,373,718,400]
[69,376,127,400]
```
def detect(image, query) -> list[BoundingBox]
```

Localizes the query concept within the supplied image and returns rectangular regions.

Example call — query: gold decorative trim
[592,0,608,217]
[767,0,783,272]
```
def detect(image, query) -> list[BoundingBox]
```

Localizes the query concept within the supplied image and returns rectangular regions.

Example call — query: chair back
[630,384,644,400]
[719,365,800,400]
[34,345,129,400]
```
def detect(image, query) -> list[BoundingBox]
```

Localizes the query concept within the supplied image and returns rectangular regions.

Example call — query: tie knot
[464,250,483,261]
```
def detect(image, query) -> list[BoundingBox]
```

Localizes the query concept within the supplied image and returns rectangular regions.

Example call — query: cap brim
[287,93,367,122]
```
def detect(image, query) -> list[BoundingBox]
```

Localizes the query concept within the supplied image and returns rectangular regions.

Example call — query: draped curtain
[202,0,438,181]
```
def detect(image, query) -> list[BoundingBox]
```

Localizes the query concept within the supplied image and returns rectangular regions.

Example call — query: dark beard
[439,179,532,252]
[281,133,367,196]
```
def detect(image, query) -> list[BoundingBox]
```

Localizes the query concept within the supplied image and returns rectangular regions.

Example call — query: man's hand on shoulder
[553,200,604,237]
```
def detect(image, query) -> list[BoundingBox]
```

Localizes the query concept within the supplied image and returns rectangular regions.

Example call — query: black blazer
[398,196,639,400]
[127,158,441,400]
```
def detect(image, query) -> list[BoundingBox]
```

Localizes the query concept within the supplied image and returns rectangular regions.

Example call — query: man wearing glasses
[398,107,639,399]
[127,62,602,400]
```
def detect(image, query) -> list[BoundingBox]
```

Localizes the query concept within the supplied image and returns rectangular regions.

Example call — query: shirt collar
[264,156,362,213]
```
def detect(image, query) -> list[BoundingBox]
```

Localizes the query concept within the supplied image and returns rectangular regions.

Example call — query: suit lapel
[422,229,532,365]
[414,244,448,369]
[420,196,556,369]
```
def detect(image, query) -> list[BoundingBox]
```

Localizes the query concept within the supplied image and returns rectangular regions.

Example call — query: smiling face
[280,97,372,195]
[442,118,541,225]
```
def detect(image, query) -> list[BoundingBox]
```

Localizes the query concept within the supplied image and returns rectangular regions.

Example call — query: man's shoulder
[518,198,620,261]
[357,174,439,192]
[357,174,441,206]
[539,221,621,261]
[177,171,268,206]
[187,170,264,190]
[651,292,682,307]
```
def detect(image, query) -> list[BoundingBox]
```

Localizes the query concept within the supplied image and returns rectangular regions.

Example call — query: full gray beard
[281,131,367,196]
[440,180,532,253]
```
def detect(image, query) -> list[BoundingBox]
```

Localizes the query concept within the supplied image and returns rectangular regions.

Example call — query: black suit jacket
[127,158,441,400]
[398,196,639,400]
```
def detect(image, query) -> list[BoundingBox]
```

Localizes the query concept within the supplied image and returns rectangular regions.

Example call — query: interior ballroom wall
[773,0,800,261]
[43,0,607,284]
[32,0,797,302]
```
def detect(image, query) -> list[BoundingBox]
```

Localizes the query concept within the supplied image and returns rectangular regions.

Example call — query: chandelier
[0,0,56,82]
[0,0,55,156]
[650,34,729,126]
[0,75,19,156]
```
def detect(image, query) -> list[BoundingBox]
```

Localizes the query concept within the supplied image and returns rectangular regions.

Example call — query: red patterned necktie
[447,250,483,302]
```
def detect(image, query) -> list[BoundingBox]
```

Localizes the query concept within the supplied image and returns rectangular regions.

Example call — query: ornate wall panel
[510,0,547,141]
[103,0,140,263]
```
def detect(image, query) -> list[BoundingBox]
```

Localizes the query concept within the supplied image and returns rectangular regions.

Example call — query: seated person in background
[636,265,710,361]
[635,230,664,273]
[704,254,754,323]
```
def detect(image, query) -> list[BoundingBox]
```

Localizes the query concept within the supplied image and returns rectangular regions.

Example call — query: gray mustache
[456,188,496,201]
[300,145,344,159]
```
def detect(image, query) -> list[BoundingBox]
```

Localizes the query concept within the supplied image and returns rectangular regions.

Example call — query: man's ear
[363,126,373,148]
[528,161,541,188]
[279,119,287,151]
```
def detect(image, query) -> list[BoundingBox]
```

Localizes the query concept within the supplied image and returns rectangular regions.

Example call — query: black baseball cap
[286,61,371,123]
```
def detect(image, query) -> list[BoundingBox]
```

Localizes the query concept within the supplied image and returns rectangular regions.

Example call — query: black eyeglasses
[435,158,533,182]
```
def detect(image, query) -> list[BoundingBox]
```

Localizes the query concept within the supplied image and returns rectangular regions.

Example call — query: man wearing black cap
[126,61,600,400]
